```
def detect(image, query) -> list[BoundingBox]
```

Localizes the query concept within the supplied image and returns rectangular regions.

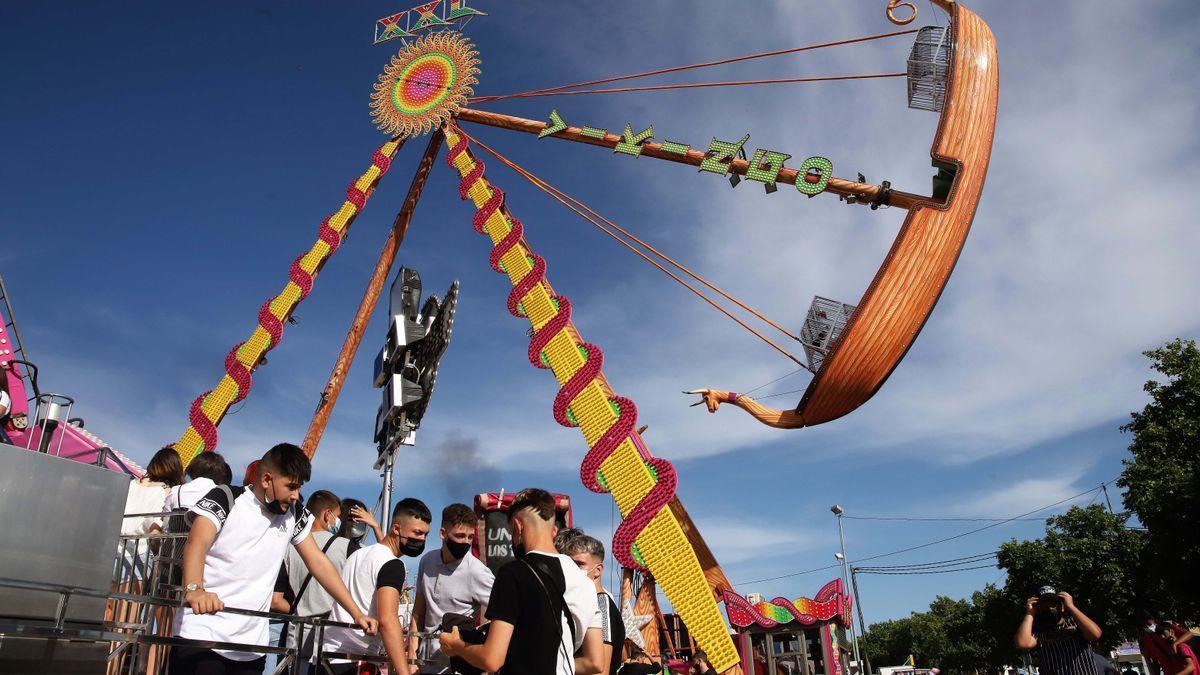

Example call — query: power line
[848,483,1108,566]
[856,564,998,576]
[855,552,997,571]
[844,515,1050,523]
[733,480,1113,586]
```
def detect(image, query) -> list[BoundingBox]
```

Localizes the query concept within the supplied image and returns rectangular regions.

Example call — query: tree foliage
[1116,338,1200,620]
[862,584,1019,674]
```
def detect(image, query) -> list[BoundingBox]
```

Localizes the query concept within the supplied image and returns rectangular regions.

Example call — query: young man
[556,528,624,675]
[1014,586,1102,675]
[410,502,495,674]
[322,497,432,675]
[172,443,377,674]
[275,490,348,672]
[440,488,604,675]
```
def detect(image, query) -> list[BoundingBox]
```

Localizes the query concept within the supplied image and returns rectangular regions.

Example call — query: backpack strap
[291,535,341,613]
[522,557,577,652]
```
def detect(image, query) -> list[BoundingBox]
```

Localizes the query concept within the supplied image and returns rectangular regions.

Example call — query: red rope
[470,28,918,103]
[460,129,807,367]
[474,72,905,101]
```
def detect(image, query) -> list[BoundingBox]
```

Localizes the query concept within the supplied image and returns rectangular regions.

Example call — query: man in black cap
[1015,585,1103,675]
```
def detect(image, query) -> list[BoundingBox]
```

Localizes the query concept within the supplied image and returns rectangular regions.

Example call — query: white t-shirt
[172,486,313,661]
[323,543,408,661]
[121,477,169,536]
[414,547,495,672]
[0,388,11,416]
[164,477,216,513]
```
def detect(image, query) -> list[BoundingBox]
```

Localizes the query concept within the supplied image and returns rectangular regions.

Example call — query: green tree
[861,584,1018,674]
[996,504,1147,650]
[1116,338,1200,621]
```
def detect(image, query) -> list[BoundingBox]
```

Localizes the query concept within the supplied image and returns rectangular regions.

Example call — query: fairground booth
[723,579,854,675]
[473,491,573,573]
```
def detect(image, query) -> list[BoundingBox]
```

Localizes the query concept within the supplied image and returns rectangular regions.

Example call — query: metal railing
[0,509,428,674]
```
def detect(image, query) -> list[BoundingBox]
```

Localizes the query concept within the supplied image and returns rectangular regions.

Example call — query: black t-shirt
[486,556,569,675]
[601,593,625,675]
[377,559,406,590]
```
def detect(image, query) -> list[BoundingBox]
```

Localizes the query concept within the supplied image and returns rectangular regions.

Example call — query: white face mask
[328,516,341,535]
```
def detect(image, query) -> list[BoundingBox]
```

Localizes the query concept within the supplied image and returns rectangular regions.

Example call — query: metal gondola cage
[906,26,951,113]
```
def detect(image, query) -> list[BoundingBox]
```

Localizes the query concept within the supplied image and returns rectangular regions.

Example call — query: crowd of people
[1013,586,1197,675]
[120,442,704,675]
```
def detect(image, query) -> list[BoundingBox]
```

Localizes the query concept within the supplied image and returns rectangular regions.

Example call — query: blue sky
[3,1,1198,629]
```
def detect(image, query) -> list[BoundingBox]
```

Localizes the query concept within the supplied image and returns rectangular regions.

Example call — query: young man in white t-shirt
[409,503,495,673]
[322,497,432,675]
[171,443,377,674]
[439,488,604,675]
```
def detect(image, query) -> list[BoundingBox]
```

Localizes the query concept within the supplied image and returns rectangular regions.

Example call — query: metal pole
[1101,483,1115,513]
[835,511,864,673]
[850,567,873,675]
[382,448,396,522]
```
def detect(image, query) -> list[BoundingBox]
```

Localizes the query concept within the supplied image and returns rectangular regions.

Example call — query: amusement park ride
[0,0,996,672]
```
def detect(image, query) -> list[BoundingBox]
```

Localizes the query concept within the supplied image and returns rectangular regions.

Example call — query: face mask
[262,480,289,515]
[349,522,369,540]
[328,516,341,536]
[1145,624,1157,633]
[400,535,426,557]
[512,541,526,559]
[446,540,472,560]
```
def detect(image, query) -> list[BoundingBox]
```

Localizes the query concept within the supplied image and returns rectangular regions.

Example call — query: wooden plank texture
[796,2,998,424]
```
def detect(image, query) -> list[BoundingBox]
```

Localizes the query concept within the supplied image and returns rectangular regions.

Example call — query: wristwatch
[185,583,201,593]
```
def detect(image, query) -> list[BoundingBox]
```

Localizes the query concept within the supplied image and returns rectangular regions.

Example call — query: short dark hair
[147,446,184,487]
[392,497,432,524]
[693,651,709,664]
[555,528,605,560]
[442,503,476,529]
[307,490,341,518]
[259,443,311,483]
[187,451,232,485]
[508,488,556,522]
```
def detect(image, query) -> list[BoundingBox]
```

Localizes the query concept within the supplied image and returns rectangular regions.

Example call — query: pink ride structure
[0,276,142,477]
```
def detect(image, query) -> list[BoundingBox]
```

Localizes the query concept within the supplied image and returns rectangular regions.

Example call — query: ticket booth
[724,579,854,675]
[473,491,572,573]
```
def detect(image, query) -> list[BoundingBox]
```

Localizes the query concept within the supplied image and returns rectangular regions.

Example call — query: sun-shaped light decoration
[371,31,480,139]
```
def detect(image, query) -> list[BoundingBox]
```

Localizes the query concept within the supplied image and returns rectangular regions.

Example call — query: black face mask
[399,535,426,557]
[446,540,472,560]
[262,481,290,515]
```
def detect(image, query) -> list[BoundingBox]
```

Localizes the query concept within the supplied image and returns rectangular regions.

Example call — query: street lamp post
[832,505,864,674]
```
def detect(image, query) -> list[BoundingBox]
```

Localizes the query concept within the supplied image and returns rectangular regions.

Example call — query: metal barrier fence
[0,509,431,674]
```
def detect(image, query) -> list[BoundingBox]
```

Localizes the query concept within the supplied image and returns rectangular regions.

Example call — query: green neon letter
[796,156,833,197]
[745,149,792,190]
[614,123,655,157]
[698,134,750,176]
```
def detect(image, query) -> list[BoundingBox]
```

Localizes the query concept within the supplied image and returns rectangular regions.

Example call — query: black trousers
[169,645,266,674]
